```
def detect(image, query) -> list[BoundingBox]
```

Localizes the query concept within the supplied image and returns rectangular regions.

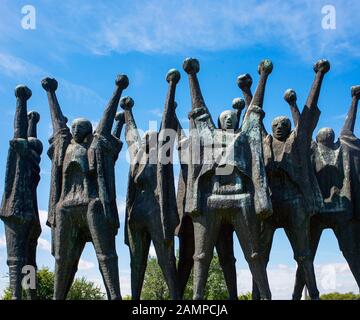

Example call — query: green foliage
[2,267,105,300]
[238,292,252,300]
[320,292,360,300]
[141,253,229,300]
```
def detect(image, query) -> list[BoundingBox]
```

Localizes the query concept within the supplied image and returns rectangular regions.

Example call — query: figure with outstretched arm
[237,73,253,109]
[175,97,245,300]
[122,69,180,300]
[26,111,43,300]
[291,85,360,299]
[251,59,330,300]
[183,58,272,300]
[42,74,128,300]
[1,86,42,299]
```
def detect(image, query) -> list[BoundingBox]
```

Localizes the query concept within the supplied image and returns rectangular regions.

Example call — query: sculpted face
[219,110,237,130]
[71,118,93,143]
[316,127,335,147]
[272,116,291,141]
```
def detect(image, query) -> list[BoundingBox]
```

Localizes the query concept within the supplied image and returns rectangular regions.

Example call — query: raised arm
[284,89,300,127]
[298,59,330,137]
[120,96,142,161]
[112,112,125,139]
[27,111,40,138]
[183,58,215,130]
[159,69,180,132]
[241,60,273,133]
[96,74,129,137]
[237,73,253,108]
[304,60,330,111]
[340,86,360,136]
[41,78,68,134]
[13,85,31,139]
[232,97,245,129]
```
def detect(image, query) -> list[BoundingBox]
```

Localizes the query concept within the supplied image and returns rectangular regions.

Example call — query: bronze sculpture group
[1,57,360,300]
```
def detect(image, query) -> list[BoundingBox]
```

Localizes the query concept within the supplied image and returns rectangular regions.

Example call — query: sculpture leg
[127,223,151,300]
[177,215,195,299]
[215,223,238,300]
[285,204,319,300]
[63,241,86,298]
[152,235,180,300]
[334,218,360,290]
[25,222,40,300]
[53,207,85,300]
[233,205,271,300]
[4,219,31,300]
[292,214,323,300]
[87,199,121,300]
[192,210,220,300]
[251,218,275,300]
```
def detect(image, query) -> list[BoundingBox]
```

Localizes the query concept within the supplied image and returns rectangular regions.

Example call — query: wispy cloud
[1,0,356,62]
[38,237,51,252]
[149,245,157,258]
[237,261,359,299]
[0,234,6,249]
[0,52,106,108]
[78,259,95,271]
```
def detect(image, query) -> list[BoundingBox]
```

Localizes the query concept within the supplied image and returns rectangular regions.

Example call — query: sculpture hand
[115,74,129,90]
[183,58,200,74]
[237,73,253,91]
[27,111,40,124]
[257,59,273,75]
[313,59,330,75]
[41,77,58,92]
[15,85,32,100]
[351,85,360,100]
[284,89,297,105]
[120,96,134,111]
[232,97,245,111]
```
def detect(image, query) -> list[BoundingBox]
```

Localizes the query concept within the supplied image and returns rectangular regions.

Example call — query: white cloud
[117,198,126,223]
[0,234,6,248]
[38,210,50,234]
[236,261,359,299]
[38,237,51,252]
[2,1,359,62]
[149,245,157,258]
[78,259,95,271]
[57,0,360,62]
[0,52,106,111]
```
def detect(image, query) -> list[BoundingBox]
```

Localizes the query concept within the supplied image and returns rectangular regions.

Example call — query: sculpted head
[316,127,335,147]
[218,110,237,130]
[272,116,291,141]
[71,118,93,143]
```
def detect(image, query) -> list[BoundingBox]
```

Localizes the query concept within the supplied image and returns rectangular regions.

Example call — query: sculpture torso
[313,143,349,213]
[132,163,160,216]
[61,141,90,207]
[268,137,300,203]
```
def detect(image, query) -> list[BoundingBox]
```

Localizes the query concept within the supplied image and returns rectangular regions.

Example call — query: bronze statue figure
[244,59,330,300]
[121,69,180,300]
[175,98,246,300]
[290,85,360,299]
[41,75,128,300]
[183,57,273,300]
[0,86,42,299]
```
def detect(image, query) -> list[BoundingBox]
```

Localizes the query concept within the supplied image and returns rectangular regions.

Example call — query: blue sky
[0,0,359,299]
